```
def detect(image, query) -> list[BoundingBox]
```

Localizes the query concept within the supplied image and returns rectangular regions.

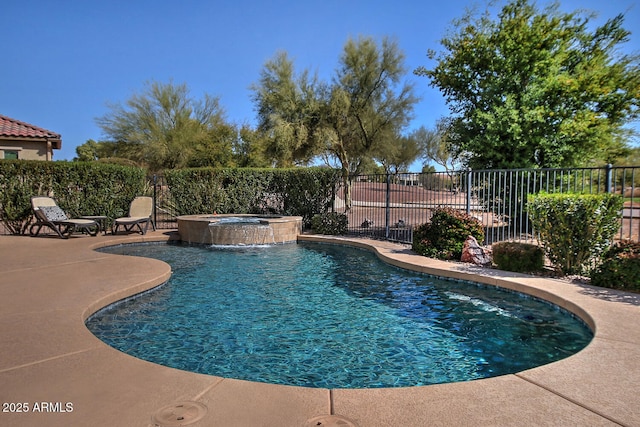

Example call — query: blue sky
[2,0,639,168]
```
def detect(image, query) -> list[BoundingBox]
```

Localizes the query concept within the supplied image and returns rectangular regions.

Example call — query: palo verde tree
[322,36,419,208]
[411,118,464,192]
[95,80,235,171]
[252,36,418,208]
[250,52,323,167]
[231,125,273,168]
[413,117,462,175]
[376,132,422,174]
[74,139,120,162]
[415,0,640,169]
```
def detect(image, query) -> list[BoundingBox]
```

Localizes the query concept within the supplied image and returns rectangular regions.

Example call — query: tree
[250,52,323,167]
[415,0,640,169]
[412,118,462,175]
[231,125,272,168]
[619,146,640,166]
[251,37,419,209]
[95,80,233,171]
[412,118,464,191]
[376,132,421,174]
[320,36,418,208]
[74,139,117,162]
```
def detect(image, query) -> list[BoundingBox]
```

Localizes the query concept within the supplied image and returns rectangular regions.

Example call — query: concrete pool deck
[0,231,638,427]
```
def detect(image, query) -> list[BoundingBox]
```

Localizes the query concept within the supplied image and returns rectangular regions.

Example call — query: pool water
[87,242,592,389]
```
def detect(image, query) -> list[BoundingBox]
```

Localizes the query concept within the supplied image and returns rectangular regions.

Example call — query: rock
[461,236,492,266]
[361,219,374,228]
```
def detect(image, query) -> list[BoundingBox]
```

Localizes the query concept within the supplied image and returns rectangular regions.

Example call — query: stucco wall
[0,139,52,160]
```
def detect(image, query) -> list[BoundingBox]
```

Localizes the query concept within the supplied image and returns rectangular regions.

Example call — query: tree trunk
[342,167,352,211]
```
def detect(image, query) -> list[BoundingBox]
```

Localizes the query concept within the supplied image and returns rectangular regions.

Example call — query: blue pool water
[86,242,592,389]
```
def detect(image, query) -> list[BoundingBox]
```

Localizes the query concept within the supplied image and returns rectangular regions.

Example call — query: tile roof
[0,114,62,149]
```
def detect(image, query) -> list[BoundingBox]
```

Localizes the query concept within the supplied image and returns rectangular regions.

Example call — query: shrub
[311,212,348,235]
[412,207,484,260]
[492,241,544,273]
[590,241,640,292]
[527,192,623,275]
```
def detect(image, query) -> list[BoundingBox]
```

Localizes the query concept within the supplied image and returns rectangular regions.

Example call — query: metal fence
[5,166,635,241]
[144,166,639,245]
[337,165,639,245]
[150,174,177,230]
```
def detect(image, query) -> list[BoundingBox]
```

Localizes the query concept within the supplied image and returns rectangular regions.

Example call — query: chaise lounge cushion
[39,205,69,222]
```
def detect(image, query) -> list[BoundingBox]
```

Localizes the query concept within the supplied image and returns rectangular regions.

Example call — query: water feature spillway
[177,214,303,245]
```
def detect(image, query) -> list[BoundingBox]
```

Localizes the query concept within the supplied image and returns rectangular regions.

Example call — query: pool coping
[0,231,638,426]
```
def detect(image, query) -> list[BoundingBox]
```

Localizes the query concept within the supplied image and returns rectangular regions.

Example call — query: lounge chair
[112,196,155,235]
[30,196,99,239]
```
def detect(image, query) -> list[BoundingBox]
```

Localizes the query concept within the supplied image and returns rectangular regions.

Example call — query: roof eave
[49,137,62,150]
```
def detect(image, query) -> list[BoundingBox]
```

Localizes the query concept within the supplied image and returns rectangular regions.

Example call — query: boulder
[361,218,374,228]
[460,236,492,266]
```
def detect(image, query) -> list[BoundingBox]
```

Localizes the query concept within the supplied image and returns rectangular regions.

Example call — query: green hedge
[527,192,623,275]
[492,241,544,273]
[164,167,340,227]
[0,160,147,234]
[590,241,640,292]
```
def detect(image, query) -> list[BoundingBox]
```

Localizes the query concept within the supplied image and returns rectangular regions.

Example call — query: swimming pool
[86,242,592,389]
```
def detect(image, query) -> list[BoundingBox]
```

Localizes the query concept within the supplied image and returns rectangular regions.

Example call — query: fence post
[152,174,158,228]
[605,163,613,193]
[385,172,391,239]
[331,180,336,213]
[466,169,472,215]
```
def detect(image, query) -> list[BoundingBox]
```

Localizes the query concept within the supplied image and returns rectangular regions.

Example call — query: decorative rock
[461,235,492,266]
[361,218,374,228]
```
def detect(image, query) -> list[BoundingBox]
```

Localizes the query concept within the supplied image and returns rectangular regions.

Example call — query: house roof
[0,114,62,149]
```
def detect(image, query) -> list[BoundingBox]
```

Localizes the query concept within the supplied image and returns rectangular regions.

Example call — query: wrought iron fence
[150,174,178,230]
[337,165,639,245]
[147,165,639,245]
[4,166,635,240]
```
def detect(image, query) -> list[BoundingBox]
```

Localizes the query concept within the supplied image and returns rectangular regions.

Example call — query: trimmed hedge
[164,167,340,227]
[0,160,147,234]
[412,207,484,260]
[527,192,623,275]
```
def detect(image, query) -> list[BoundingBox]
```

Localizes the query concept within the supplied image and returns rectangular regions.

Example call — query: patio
[0,231,638,426]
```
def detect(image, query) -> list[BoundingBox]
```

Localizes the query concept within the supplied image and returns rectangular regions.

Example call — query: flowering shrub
[412,207,484,260]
